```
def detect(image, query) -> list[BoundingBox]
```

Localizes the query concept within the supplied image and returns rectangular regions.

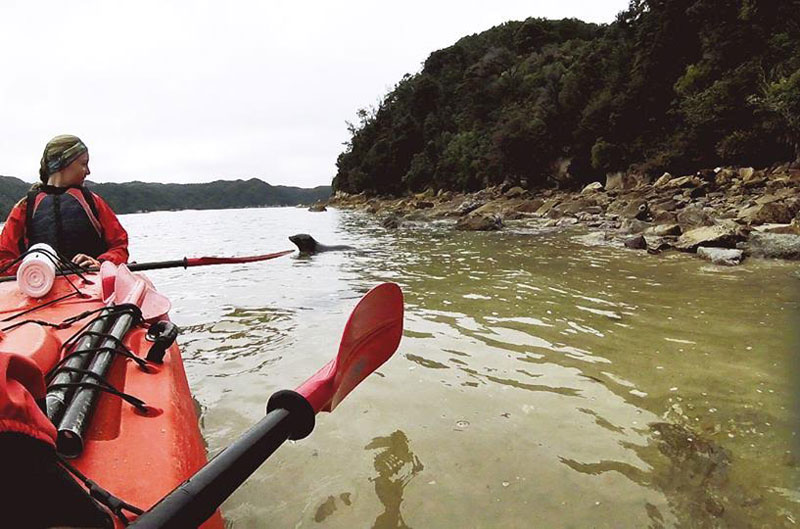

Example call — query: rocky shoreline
[323,165,800,265]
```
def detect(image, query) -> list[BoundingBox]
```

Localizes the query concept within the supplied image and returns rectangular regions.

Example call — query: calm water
[121,207,799,529]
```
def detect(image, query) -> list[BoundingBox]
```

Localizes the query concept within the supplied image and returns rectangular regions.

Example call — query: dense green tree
[334,1,800,196]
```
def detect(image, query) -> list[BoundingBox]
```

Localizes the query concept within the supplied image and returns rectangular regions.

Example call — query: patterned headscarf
[39,135,88,183]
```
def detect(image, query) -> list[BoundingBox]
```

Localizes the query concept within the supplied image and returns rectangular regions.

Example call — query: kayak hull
[0,273,225,528]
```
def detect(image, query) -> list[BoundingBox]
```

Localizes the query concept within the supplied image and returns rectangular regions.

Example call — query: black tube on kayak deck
[129,390,315,529]
[46,308,116,424]
[56,310,139,458]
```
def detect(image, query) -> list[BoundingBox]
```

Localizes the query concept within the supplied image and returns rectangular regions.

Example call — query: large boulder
[624,234,647,250]
[504,186,526,199]
[738,200,797,225]
[381,214,402,229]
[560,197,598,215]
[581,182,604,194]
[697,247,744,266]
[620,218,652,234]
[654,172,672,187]
[645,224,682,237]
[754,222,800,235]
[534,198,561,217]
[675,222,746,252]
[605,172,643,191]
[456,199,485,216]
[676,206,714,228]
[664,175,702,189]
[652,198,679,212]
[715,168,737,187]
[743,233,800,260]
[455,214,502,231]
[741,168,768,187]
[514,198,545,213]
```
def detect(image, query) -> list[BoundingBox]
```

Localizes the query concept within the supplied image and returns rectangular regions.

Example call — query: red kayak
[0,266,224,528]
[0,253,404,528]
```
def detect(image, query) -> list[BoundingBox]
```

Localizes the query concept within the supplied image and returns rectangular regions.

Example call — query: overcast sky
[0,0,629,187]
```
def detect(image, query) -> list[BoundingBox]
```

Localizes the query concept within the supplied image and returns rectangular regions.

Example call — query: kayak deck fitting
[0,272,224,528]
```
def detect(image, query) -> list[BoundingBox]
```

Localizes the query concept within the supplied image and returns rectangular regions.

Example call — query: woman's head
[39,135,90,186]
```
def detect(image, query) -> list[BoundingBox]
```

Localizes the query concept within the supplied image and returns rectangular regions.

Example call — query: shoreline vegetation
[0,175,331,217]
[331,2,799,228]
[326,0,799,267]
[327,163,800,266]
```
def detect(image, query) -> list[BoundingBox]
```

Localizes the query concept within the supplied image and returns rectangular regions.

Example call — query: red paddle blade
[296,283,404,413]
[187,250,294,266]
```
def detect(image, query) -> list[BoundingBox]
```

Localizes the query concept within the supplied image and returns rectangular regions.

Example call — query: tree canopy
[334,0,800,195]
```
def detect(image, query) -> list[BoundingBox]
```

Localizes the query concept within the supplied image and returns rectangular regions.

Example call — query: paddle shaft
[129,391,315,529]
[46,308,116,424]
[0,250,294,282]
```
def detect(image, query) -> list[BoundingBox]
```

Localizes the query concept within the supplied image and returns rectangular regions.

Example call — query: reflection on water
[119,208,799,528]
[366,430,424,529]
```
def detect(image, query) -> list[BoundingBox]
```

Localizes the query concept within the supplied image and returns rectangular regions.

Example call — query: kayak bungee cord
[0,247,93,332]
[46,303,151,424]
[55,265,171,459]
[57,453,145,524]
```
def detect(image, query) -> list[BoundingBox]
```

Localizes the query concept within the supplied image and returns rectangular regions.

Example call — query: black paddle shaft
[129,390,315,529]
[128,259,189,271]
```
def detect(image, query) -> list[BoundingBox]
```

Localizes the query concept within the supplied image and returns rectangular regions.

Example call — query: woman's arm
[92,194,129,265]
[0,202,27,274]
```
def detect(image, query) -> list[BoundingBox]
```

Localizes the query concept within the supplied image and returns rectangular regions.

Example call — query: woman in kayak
[0,135,129,273]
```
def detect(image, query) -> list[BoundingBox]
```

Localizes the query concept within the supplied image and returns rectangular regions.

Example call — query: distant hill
[0,176,332,218]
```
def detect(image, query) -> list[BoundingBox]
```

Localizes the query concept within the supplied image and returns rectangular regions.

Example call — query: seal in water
[289,234,355,254]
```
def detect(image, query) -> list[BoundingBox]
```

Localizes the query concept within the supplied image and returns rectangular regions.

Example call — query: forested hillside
[0,176,331,218]
[334,0,800,195]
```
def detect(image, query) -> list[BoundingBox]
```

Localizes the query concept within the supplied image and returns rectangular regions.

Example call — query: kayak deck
[0,274,224,528]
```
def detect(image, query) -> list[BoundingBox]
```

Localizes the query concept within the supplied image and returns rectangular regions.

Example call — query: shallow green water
[125,208,799,528]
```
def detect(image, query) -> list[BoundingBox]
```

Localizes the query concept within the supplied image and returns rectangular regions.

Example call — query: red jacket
[0,189,129,274]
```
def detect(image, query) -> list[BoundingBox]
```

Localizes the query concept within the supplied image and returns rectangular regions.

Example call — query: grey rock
[646,236,677,252]
[560,197,598,215]
[645,224,682,237]
[455,214,502,231]
[624,234,647,250]
[676,206,714,228]
[504,186,526,198]
[456,199,485,216]
[654,172,672,187]
[381,215,401,229]
[534,198,561,217]
[514,198,545,213]
[675,222,746,252]
[620,218,652,234]
[738,199,799,225]
[581,182,604,194]
[697,247,744,266]
[744,233,800,260]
